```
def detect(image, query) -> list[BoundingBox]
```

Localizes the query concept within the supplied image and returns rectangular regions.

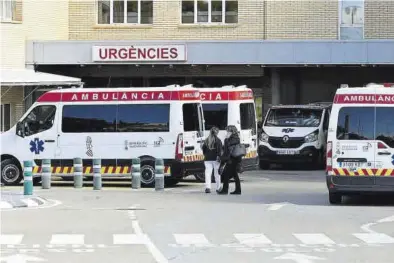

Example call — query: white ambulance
[0,85,205,187]
[326,83,394,204]
[193,85,258,181]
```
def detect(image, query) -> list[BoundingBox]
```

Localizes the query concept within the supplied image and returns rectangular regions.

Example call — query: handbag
[230,144,246,158]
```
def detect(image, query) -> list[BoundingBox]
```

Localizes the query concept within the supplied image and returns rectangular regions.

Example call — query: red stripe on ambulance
[334,94,394,104]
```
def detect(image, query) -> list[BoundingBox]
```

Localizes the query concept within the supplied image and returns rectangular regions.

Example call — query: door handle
[44,140,55,143]
[185,146,195,151]
[378,151,391,156]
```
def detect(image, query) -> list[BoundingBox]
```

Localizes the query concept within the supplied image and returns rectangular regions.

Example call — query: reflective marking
[113,234,146,245]
[0,234,24,245]
[50,234,85,245]
[234,234,272,246]
[293,233,335,245]
[173,234,211,246]
[20,199,39,207]
[0,201,13,209]
[353,233,394,244]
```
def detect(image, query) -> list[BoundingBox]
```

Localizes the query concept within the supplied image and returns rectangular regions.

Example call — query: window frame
[336,106,375,141]
[201,103,228,131]
[97,0,153,25]
[181,0,237,24]
[0,0,15,22]
[338,0,365,40]
[22,104,57,136]
[239,102,257,134]
[0,103,11,132]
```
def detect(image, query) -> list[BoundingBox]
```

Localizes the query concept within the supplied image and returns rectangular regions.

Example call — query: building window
[339,0,364,40]
[0,104,11,132]
[181,0,238,24]
[0,0,18,22]
[98,0,153,24]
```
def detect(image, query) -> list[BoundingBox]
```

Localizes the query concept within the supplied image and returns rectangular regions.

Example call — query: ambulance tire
[1,159,23,186]
[140,162,156,187]
[329,193,342,205]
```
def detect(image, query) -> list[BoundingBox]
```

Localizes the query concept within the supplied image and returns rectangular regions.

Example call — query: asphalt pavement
[1,169,394,263]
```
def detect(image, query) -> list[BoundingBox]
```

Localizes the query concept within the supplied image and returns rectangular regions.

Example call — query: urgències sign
[92,45,187,62]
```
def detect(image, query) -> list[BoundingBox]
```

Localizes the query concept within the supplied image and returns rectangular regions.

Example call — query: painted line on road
[267,203,288,211]
[234,234,273,246]
[129,206,168,263]
[173,234,212,247]
[377,215,394,223]
[293,234,335,245]
[360,214,394,234]
[0,201,13,209]
[50,234,85,245]
[353,233,394,244]
[20,198,39,207]
[113,234,146,245]
[0,235,24,245]
[0,199,62,212]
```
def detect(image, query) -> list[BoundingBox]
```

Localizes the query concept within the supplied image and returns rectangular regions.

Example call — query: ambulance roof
[198,85,254,101]
[36,84,201,103]
[334,83,394,105]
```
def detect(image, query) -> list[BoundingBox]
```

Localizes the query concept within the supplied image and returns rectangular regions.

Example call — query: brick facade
[365,0,394,39]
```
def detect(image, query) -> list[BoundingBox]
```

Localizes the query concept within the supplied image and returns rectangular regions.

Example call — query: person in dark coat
[218,125,243,195]
[202,126,223,193]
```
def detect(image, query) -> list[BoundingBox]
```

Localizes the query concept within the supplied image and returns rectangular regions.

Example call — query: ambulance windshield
[265,108,322,127]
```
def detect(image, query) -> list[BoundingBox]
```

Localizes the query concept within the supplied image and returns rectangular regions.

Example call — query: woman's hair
[205,126,218,149]
[226,125,239,137]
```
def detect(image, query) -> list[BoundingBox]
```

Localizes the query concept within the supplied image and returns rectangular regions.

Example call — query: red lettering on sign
[200,91,253,101]
[169,48,178,59]
[37,90,201,102]
[335,94,394,104]
[94,46,184,61]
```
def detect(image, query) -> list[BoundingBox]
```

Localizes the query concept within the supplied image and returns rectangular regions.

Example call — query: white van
[193,85,258,181]
[0,85,205,187]
[259,103,331,169]
[326,83,394,204]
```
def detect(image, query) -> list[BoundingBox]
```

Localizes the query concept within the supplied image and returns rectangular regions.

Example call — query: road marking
[274,252,325,263]
[234,234,273,246]
[113,234,146,245]
[268,203,288,211]
[129,206,168,263]
[50,235,84,245]
[293,234,335,245]
[1,199,62,212]
[173,234,212,246]
[377,215,394,223]
[20,199,39,207]
[0,201,13,209]
[0,235,24,245]
[353,233,394,244]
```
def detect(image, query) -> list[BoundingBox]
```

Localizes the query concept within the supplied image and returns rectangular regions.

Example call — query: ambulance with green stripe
[326,83,394,204]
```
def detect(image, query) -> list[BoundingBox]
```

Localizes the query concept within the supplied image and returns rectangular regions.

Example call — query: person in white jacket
[201,127,223,193]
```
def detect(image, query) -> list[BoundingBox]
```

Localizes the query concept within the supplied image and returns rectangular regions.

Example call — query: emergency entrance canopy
[0,68,83,86]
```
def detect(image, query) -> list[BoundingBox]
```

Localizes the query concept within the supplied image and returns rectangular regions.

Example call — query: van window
[265,108,322,127]
[183,103,200,132]
[62,105,116,133]
[240,103,256,134]
[117,104,170,132]
[202,104,228,130]
[336,107,374,140]
[376,107,394,148]
[23,105,56,135]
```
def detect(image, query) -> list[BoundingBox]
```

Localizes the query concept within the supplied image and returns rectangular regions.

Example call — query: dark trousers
[221,162,241,192]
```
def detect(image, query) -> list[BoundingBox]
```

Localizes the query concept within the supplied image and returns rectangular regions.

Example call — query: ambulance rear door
[239,101,258,160]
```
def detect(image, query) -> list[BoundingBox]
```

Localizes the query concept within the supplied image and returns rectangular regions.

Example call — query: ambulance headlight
[260,132,269,143]
[304,131,318,143]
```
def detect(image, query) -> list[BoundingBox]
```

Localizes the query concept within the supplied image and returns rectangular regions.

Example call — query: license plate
[276,150,299,155]
[341,162,365,168]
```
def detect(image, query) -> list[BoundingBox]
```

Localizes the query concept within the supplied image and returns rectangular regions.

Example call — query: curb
[0,196,47,209]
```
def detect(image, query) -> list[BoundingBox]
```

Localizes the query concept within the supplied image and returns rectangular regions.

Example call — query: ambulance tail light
[378,142,388,149]
[326,141,333,173]
[175,133,184,160]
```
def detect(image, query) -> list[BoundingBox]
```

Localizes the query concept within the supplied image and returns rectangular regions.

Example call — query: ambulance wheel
[1,159,23,185]
[329,193,342,204]
[140,164,155,187]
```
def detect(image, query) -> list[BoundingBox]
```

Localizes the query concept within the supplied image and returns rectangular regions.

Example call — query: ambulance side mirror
[16,122,25,138]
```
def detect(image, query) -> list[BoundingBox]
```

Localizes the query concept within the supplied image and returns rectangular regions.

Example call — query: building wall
[0,87,24,126]
[265,0,338,39]
[0,24,25,69]
[69,0,265,40]
[365,0,394,39]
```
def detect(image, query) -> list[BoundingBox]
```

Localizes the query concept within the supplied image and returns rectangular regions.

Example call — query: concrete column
[271,68,280,105]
